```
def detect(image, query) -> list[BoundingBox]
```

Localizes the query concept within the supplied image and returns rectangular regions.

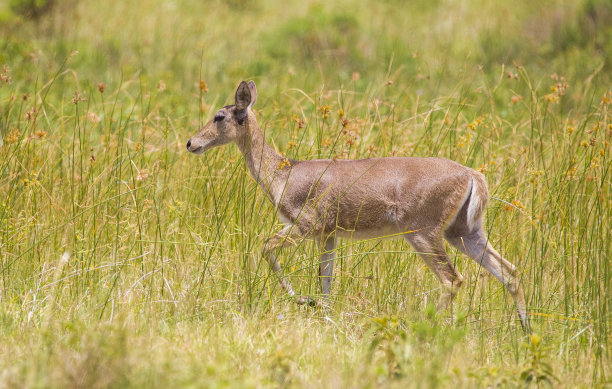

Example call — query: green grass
[0,0,610,387]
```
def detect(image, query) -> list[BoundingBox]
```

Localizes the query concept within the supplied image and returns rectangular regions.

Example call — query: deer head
[186,80,258,154]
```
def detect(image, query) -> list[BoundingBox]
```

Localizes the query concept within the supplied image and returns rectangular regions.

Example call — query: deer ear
[247,80,257,108]
[235,81,251,111]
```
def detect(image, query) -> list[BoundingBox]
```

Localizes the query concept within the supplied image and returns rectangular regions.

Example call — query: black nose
[186,139,191,150]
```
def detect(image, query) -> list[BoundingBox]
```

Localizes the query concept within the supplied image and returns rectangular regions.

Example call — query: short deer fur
[187,81,530,332]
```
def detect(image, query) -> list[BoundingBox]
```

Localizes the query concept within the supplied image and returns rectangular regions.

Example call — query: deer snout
[186,136,207,154]
[187,139,204,154]
[186,138,202,153]
[186,126,226,154]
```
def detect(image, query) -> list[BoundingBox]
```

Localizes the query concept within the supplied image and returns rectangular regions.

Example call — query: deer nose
[186,139,191,150]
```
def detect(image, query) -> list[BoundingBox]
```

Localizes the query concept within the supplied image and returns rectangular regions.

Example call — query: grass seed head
[5,129,21,144]
[199,80,208,92]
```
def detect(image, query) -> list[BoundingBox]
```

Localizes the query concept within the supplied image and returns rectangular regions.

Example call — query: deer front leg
[318,236,336,299]
[262,225,315,306]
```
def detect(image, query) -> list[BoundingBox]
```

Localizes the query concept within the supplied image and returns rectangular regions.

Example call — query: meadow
[0,0,610,387]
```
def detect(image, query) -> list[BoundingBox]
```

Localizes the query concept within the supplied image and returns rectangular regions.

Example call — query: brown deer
[186,81,530,332]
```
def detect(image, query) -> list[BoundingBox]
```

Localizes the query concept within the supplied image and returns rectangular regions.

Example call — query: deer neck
[236,116,288,204]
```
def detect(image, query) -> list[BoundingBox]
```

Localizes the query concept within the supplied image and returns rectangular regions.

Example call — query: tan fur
[187,81,530,332]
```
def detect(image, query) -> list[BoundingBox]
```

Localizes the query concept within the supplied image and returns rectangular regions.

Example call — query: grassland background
[0,0,610,387]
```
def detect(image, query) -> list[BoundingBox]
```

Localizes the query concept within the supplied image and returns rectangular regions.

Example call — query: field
[0,0,610,387]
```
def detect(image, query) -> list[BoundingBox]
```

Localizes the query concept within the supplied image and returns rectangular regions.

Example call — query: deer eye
[214,113,225,122]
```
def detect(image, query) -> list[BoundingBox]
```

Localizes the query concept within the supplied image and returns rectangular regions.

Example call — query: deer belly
[334,223,401,240]
[328,206,401,240]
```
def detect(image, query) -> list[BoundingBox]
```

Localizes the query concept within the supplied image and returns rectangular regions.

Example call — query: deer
[186,81,530,332]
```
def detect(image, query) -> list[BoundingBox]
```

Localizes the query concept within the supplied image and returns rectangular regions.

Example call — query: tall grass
[0,0,610,387]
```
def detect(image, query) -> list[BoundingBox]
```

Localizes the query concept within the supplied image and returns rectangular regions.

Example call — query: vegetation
[0,0,610,387]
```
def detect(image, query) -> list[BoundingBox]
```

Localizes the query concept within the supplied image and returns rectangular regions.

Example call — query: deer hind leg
[263,225,315,306]
[445,228,530,332]
[404,233,465,311]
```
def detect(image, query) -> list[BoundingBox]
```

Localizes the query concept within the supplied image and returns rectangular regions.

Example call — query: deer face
[186,80,257,154]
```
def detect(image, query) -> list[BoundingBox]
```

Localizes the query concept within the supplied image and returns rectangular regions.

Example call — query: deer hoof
[295,296,316,306]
